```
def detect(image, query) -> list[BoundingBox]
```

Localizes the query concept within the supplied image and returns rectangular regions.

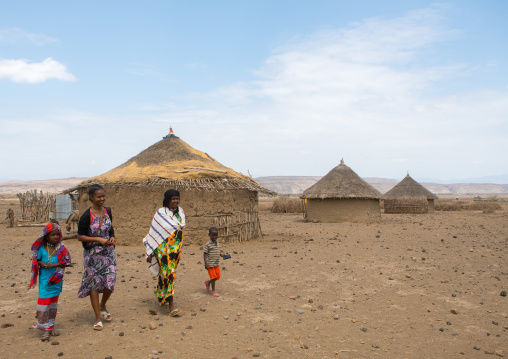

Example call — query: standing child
[29,223,72,341]
[203,227,225,297]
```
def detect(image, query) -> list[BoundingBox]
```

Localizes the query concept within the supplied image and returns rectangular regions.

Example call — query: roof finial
[340,158,344,166]
[163,126,178,139]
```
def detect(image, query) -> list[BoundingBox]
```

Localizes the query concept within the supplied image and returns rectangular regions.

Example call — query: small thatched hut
[301,160,382,223]
[383,174,438,214]
[65,129,274,245]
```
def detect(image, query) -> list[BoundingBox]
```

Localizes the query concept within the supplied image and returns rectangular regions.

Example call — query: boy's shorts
[207,266,221,280]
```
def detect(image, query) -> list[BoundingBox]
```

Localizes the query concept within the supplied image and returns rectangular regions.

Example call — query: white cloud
[0,27,58,46]
[158,6,507,179]
[0,57,76,83]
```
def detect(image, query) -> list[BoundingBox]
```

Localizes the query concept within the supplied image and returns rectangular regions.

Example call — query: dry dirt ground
[0,197,507,359]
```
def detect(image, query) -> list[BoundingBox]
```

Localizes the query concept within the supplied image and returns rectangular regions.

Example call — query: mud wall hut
[64,129,274,245]
[383,174,438,214]
[301,160,382,223]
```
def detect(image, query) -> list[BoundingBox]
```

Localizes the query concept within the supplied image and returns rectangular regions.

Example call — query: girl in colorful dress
[77,184,116,331]
[143,189,185,317]
[29,222,72,341]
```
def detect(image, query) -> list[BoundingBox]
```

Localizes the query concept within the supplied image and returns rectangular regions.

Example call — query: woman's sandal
[94,321,103,331]
[100,310,112,322]
[170,309,182,317]
[50,329,60,336]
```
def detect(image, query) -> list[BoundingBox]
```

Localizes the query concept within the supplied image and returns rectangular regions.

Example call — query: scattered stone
[495,350,504,357]
[1,323,13,328]
[372,344,380,349]
[149,321,157,330]
[224,316,229,320]
[360,327,367,332]
[51,341,59,345]
[451,309,458,315]
[317,305,324,310]
[119,332,124,336]
[451,294,457,297]
[289,296,297,300]
[439,328,444,332]
[200,308,206,312]
[105,356,113,359]
[474,346,480,350]
[301,344,308,349]
[149,309,157,315]
[57,353,64,357]
[333,315,339,320]
[253,352,260,357]
[446,322,452,325]
[186,325,192,330]
[500,291,507,297]
[295,309,305,314]
[308,299,313,303]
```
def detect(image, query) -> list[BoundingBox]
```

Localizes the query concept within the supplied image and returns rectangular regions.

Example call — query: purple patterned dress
[77,210,116,298]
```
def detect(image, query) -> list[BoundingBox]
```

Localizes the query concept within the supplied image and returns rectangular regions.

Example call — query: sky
[1,1,507,182]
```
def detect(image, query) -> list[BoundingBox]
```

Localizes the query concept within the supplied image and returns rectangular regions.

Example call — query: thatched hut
[300,160,382,223]
[64,129,274,245]
[383,174,438,214]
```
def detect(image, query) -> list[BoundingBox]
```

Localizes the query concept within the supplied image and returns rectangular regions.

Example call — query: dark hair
[209,227,218,234]
[163,189,180,208]
[88,184,105,201]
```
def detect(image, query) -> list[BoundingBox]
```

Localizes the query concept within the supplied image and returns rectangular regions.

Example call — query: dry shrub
[271,197,303,213]
[435,200,502,212]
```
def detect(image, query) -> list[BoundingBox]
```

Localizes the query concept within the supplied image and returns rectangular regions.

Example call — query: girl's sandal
[94,321,103,331]
[211,291,220,297]
[170,309,182,317]
[41,332,50,342]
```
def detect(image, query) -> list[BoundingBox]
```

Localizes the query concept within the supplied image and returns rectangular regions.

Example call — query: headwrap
[163,189,180,208]
[29,223,71,289]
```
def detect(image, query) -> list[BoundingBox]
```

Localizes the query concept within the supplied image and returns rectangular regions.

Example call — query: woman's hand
[108,237,116,246]
[98,237,109,246]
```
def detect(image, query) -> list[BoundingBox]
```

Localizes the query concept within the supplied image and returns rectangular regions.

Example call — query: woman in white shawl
[143,189,185,316]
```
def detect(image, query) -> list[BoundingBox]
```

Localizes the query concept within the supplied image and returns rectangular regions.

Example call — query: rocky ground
[0,197,507,358]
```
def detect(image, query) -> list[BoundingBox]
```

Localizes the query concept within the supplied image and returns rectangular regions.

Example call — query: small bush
[271,197,303,213]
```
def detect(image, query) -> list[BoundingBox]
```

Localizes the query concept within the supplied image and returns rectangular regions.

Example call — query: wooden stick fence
[17,190,56,223]
[206,210,262,243]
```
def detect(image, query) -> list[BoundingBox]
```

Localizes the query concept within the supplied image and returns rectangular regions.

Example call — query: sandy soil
[0,198,507,359]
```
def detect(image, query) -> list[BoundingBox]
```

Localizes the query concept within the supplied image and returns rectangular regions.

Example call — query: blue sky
[1,1,507,182]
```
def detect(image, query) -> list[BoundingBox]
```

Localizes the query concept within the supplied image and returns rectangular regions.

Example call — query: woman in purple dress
[77,184,116,331]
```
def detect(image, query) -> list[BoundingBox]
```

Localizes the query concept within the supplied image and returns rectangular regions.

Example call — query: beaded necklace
[46,243,57,262]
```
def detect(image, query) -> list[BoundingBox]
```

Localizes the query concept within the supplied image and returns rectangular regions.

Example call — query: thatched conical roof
[69,130,274,194]
[384,174,437,199]
[301,160,381,199]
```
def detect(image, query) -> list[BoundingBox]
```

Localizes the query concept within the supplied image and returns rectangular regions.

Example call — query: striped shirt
[204,240,220,267]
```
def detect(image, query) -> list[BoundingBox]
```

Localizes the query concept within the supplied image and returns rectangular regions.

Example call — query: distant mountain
[1,176,507,196]
[0,177,88,194]
[418,174,508,185]
[255,176,508,195]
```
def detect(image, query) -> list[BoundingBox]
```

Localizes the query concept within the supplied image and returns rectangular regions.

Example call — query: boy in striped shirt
[204,227,224,297]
